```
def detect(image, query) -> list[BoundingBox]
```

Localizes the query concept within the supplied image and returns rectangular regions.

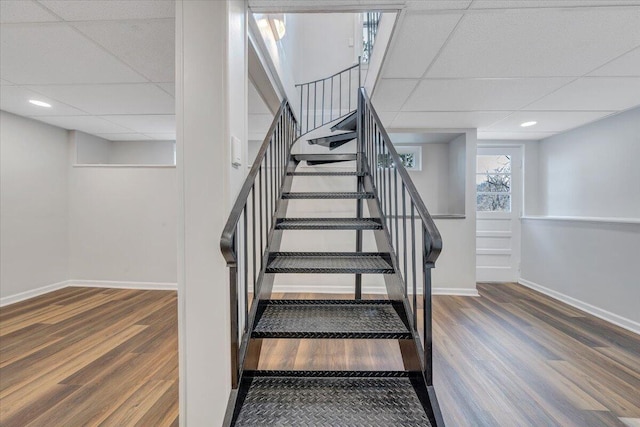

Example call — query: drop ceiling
[0,0,176,141]
[2,1,640,142]
[368,0,640,140]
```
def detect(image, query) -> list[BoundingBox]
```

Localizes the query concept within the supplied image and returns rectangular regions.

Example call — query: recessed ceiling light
[29,99,52,108]
[520,121,537,127]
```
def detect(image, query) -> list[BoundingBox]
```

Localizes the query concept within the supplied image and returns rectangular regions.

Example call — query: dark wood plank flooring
[0,287,178,427]
[1,283,638,426]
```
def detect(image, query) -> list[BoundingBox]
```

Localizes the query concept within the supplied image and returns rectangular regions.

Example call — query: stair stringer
[360,152,444,427]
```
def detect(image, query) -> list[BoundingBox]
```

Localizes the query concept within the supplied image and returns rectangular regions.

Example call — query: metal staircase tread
[282,192,374,199]
[287,171,364,176]
[234,374,432,426]
[253,300,410,339]
[266,252,394,274]
[276,218,382,230]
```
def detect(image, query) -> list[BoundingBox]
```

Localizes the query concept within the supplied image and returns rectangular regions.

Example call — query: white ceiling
[371,0,640,140]
[0,0,176,141]
[3,0,640,142]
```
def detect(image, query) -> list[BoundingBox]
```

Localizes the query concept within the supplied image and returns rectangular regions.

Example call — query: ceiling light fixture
[520,121,537,127]
[29,99,52,108]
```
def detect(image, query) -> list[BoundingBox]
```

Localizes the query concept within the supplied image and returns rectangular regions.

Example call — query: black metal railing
[357,87,443,386]
[220,100,298,388]
[362,12,381,63]
[295,62,360,136]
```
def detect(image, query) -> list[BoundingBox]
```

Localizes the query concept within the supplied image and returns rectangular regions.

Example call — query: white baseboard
[518,278,640,335]
[68,280,177,291]
[272,284,479,296]
[0,280,177,307]
[0,280,71,307]
[433,288,479,297]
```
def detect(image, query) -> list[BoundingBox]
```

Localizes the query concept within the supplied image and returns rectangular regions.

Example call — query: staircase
[221,65,444,426]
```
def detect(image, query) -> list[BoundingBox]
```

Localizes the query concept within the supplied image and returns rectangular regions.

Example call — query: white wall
[75,132,111,164]
[520,107,640,332]
[75,131,175,165]
[109,140,175,165]
[0,111,69,300]
[68,165,177,284]
[538,107,640,218]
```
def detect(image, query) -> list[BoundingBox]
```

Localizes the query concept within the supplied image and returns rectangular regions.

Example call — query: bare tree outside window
[476,155,511,212]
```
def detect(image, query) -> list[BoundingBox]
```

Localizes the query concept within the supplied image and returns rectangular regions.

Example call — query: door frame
[476,144,523,283]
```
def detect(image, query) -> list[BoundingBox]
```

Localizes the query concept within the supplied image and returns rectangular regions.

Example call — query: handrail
[358,87,442,390]
[294,63,360,87]
[220,99,298,388]
[295,61,361,137]
[359,88,442,265]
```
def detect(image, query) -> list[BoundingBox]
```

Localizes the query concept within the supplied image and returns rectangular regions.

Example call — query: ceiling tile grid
[0,0,176,141]
[375,2,640,139]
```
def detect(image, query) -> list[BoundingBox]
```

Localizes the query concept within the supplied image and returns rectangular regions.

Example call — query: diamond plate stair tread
[267,253,394,274]
[282,192,374,199]
[276,218,382,230]
[287,171,362,176]
[253,301,409,338]
[234,376,432,426]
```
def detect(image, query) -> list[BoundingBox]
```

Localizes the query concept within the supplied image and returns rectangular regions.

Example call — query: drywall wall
[75,131,175,165]
[68,164,177,284]
[521,108,640,331]
[538,107,640,218]
[109,140,175,165]
[75,132,111,164]
[0,111,69,300]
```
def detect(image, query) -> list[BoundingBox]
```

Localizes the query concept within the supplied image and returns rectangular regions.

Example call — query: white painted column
[176,1,247,425]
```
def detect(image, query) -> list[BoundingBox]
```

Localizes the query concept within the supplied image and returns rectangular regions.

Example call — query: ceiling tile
[477,131,557,140]
[0,24,146,84]
[426,8,640,77]
[156,83,175,97]
[402,77,572,111]
[382,13,462,78]
[391,111,510,128]
[37,0,175,21]
[36,115,134,133]
[523,77,640,111]
[486,111,614,132]
[470,0,640,8]
[96,133,152,141]
[0,0,60,23]
[1,79,14,85]
[0,86,89,117]
[144,133,176,140]
[377,111,398,127]
[371,79,419,111]
[28,83,175,115]
[406,1,473,10]
[589,47,640,76]
[101,115,175,133]
[72,19,174,83]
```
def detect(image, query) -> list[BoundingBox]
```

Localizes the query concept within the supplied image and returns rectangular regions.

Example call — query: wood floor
[0,287,178,427]
[1,283,638,426]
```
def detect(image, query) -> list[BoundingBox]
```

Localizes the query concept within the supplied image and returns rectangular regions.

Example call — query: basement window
[476,155,511,212]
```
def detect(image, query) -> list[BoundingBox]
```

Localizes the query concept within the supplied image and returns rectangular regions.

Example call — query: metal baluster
[348,68,352,111]
[306,84,310,134]
[314,82,317,129]
[299,86,303,137]
[394,168,399,261]
[339,73,342,116]
[322,80,325,125]
[258,166,263,269]
[402,184,407,297]
[243,206,248,332]
[411,203,417,330]
[330,77,333,121]
[423,227,434,386]
[252,185,256,296]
